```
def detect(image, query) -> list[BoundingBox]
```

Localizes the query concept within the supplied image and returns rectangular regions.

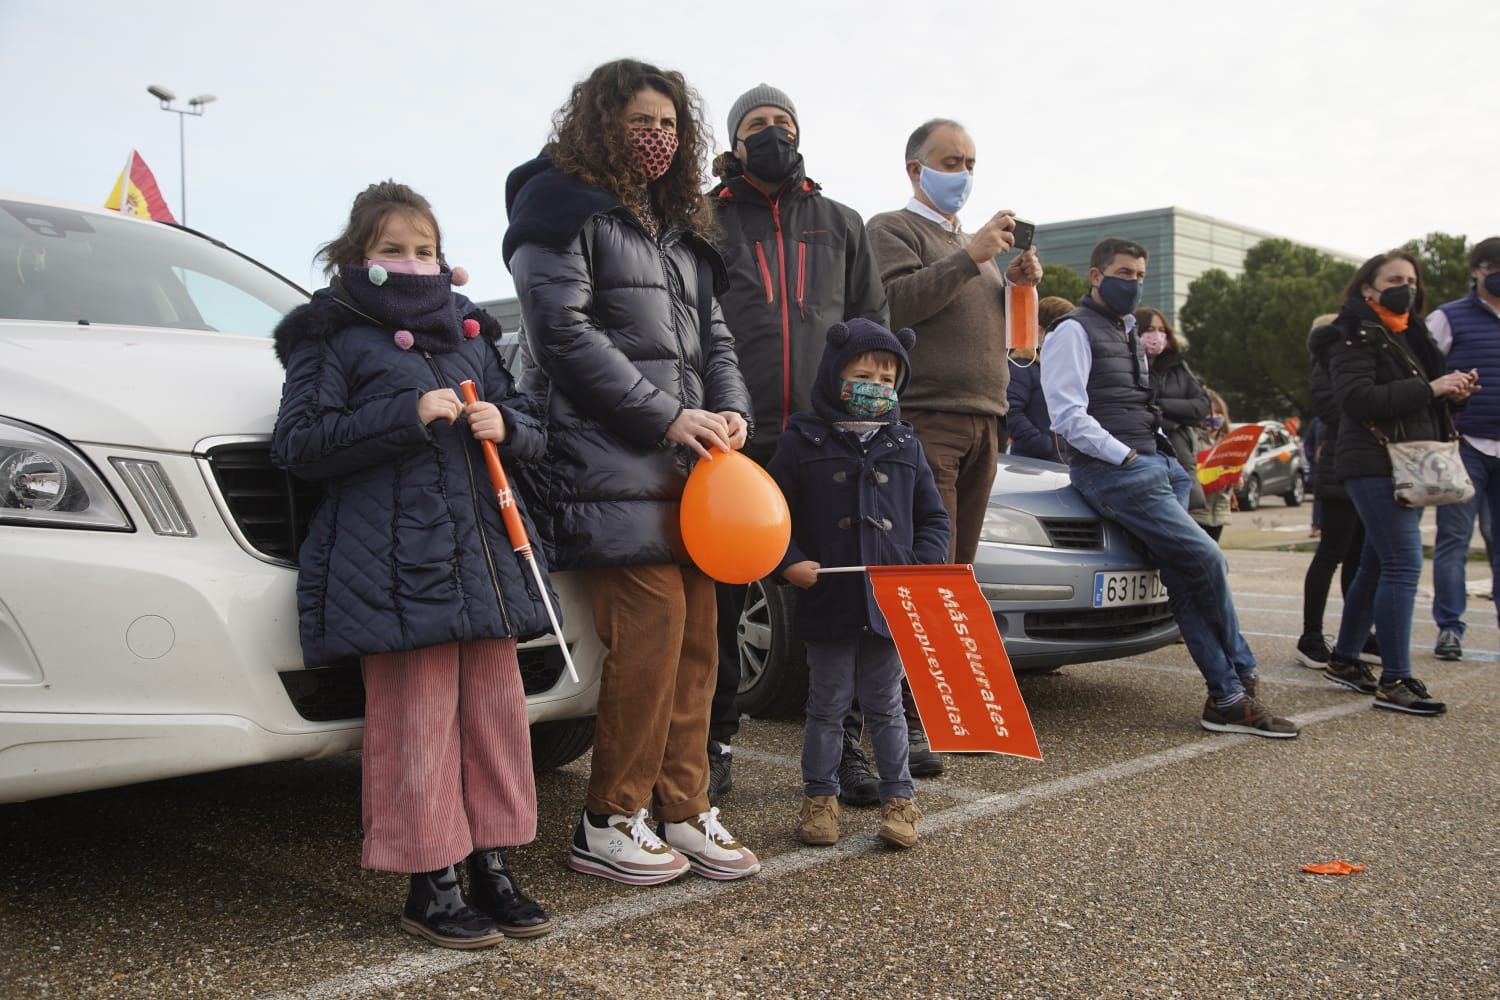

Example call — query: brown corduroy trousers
[579,563,716,823]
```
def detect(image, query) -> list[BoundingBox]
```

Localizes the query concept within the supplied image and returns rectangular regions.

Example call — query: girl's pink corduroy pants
[358,638,536,873]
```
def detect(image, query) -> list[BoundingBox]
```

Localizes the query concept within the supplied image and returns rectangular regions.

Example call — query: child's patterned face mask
[628,127,679,181]
[840,380,899,419]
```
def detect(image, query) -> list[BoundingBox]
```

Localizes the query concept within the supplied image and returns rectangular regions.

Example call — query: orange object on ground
[1301,861,1367,875]
[866,564,1041,759]
[680,448,792,584]
[1005,284,1039,353]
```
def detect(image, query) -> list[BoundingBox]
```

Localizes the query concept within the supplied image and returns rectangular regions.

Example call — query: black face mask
[1482,272,1500,297]
[1378,284,1417,315]
[740,125,802,183]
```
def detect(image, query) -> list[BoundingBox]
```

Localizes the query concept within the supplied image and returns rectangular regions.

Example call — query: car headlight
[978,505,1052,547]
[0,417,132,530]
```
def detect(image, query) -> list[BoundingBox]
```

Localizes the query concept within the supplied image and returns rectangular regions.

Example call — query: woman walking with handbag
[1323,250,1477,715]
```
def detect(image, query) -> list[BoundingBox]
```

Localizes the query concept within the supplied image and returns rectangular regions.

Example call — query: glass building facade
[1020,206,1360,325]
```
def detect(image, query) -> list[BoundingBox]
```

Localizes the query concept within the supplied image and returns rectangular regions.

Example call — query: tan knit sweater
[866,209,1008,416]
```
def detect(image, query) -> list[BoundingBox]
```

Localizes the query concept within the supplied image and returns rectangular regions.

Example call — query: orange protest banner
[867,564,1041,759]
[1196,423,1264,494]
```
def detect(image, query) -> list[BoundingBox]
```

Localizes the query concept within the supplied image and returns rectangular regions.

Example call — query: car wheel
[1283,472,1305,506]
[528,717,595,773]
[735,577,808,719]
[1239,474,1261,511]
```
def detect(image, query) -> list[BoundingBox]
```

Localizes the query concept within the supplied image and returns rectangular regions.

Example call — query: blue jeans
[1431,441,1500,635]
[1069,451,1256,701]
[1336,476,1424,682]
[803,636,912,801]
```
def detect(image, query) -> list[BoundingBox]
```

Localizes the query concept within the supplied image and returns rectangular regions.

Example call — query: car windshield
[0,199,306,337]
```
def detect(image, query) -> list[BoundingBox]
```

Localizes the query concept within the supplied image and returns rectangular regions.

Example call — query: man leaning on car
[1039,237,1301,740]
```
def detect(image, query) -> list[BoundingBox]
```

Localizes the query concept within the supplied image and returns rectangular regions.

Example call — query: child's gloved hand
[783,561,820,590]
[417,388,463,426]
[465,400,507,443]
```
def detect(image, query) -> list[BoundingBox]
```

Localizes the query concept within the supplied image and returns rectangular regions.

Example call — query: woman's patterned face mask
[628,127,679,181]
[840,380,899,419]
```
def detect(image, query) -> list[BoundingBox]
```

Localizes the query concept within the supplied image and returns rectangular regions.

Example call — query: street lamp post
[146,85,216,225]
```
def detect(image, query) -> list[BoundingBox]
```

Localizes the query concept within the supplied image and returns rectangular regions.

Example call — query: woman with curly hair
[503,59,760,886]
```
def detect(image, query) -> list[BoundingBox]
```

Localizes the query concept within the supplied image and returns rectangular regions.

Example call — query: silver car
[735,453,1180,717]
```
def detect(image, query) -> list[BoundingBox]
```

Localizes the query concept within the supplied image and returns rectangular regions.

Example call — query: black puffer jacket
[710,168,887,459]
[504,157,752,570]
[1325,301,1451,481]
[1308,323,1349,500]
[271,282,556,665]
[1149,345,1211,509]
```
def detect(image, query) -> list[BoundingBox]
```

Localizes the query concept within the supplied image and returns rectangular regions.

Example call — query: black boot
[467,848,553,939]
[399,865,505,950]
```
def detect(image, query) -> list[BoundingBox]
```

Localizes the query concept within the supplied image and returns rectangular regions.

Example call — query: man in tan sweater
[867,118,1042,565]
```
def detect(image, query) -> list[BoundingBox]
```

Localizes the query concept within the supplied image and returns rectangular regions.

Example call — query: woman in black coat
[1322,251,1476,715]
[504,59,759,886]
[1136,307,1212,523]
[1297,313,1369,668]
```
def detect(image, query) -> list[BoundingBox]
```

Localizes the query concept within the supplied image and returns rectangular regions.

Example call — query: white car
[0,194,601,804]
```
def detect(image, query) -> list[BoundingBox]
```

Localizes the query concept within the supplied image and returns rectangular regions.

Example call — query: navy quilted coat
[271,283,556,665]
[503,157,752,570]
[767,320,951,641]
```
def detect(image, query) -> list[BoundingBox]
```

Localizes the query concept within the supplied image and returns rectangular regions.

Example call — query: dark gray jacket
[504,157,752,570]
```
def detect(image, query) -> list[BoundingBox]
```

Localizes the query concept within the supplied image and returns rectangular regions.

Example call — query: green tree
[1035,261,1089,304]
[1179,239,1354,421]
[1403,231,1471,311]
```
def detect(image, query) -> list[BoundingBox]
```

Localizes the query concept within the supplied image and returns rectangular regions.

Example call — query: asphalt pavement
[2,509,1497,999]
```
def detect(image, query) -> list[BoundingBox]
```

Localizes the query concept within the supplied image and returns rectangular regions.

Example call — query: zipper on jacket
[424,351,513,635]
[771,197,792,430]
[754,243,774,305]
[796,240,807,320]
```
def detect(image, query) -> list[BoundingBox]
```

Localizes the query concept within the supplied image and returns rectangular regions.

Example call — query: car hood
[0,322,283,452]
[989,454,1099,519]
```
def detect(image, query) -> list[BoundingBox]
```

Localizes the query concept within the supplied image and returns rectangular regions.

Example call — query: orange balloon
[680,449,792,584]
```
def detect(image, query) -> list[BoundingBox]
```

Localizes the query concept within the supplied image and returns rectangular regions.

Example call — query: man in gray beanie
[707,83,889,809]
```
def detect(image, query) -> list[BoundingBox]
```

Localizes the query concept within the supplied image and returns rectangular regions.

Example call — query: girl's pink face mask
[366,258,441,276]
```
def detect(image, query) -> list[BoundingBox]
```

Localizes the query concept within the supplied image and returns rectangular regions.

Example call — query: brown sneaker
[1200,696,1300,739]
[797,795,841,846]
[877,798,923,848]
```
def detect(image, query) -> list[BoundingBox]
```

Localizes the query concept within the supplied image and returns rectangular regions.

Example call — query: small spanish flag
[104,150,176,223]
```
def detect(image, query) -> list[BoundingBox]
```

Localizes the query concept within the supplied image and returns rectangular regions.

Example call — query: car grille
[203,443,320,565]
[1023,601,1173,640]
[1040,518,1104,549]
[278,646,567,722]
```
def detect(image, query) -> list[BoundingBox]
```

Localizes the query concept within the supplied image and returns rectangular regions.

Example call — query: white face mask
[366,258,441,276]
[1140,331,1168,356]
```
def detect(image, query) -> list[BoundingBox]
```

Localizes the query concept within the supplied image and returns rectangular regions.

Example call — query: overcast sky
[4,0,1494,303]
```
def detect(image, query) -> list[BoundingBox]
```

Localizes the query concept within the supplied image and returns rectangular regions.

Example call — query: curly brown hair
[546,59,717,239]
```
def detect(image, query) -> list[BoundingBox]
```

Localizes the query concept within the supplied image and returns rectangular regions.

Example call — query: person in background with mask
[1135,306,1211,530]
[1194,386,1235,542]
[1427,236,1500,662]
[866,119,1041,776]
[1041,238,1301,739]
[705,84,888,806]
[1322,251,1475,715]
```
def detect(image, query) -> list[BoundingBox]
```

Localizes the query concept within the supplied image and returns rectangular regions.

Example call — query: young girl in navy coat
[767,319,950,850]
[272,181,554,949]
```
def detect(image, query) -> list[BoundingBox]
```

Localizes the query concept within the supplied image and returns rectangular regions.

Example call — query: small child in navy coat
[767,319,951,849]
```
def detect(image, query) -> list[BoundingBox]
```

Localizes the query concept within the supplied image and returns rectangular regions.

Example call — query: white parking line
[262,692,1428,1000]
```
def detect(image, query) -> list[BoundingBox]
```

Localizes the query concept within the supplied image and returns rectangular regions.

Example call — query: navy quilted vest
[1440,290,1500,439]
[1066,298,1159,458]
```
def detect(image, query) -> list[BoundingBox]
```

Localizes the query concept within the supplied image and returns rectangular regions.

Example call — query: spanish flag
[104,150,176,223]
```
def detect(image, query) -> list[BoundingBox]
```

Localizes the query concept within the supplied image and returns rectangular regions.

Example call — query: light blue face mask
[918,165,973,215]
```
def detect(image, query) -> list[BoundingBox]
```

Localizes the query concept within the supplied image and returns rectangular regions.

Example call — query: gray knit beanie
[727,84,798,143]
